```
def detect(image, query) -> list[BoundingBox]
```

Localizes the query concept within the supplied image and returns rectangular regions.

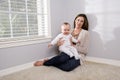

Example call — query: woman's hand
[78,40,81,44]
[57,37,64,46]
[70,37,74,46]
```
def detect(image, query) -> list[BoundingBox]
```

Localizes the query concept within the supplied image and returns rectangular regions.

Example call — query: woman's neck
[75,25,82,30]
[73,27,82,36]
[74,27,82,31]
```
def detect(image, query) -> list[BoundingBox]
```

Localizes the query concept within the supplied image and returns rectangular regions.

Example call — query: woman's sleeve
[76,31,89,55]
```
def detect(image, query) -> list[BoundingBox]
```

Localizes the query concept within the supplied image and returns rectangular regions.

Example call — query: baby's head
[61,22,71,35]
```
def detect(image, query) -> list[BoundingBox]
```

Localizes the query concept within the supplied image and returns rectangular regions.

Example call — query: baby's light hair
[61,22,71,29]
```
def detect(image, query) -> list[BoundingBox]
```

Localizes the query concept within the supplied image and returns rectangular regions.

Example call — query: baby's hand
[48,43,52,48]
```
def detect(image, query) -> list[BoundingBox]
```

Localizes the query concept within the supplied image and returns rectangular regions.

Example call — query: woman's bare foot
[34,59,49,66]
[34,61,44,66]
[44,58,49,62]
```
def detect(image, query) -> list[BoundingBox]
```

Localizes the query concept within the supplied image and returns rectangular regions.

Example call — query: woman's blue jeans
[43,52,80,71]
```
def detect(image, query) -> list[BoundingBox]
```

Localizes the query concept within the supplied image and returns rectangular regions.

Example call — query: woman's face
[75,16,84,28]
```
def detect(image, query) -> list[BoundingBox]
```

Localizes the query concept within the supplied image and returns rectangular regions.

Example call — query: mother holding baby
[34,14,89,71]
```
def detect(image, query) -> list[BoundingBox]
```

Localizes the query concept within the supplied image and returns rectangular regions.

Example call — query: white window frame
[0,0,51,48]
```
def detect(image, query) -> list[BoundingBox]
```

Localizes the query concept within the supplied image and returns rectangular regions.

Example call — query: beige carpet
[0,61,120,80]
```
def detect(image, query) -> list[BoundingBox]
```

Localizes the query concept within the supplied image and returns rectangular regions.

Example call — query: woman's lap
[44,52,80,71]
[43,52,70,66]
[56,57,80,71]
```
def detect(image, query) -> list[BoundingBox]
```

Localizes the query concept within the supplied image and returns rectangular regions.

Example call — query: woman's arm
[76,30,89,55]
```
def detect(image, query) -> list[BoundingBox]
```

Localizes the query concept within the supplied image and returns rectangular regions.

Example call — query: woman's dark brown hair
[73,14,89,30]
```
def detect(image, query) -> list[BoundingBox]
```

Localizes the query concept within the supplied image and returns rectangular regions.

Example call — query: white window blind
[0,0,51,48]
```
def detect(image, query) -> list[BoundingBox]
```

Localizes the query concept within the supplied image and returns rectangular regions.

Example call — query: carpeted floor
[0,61,120,80]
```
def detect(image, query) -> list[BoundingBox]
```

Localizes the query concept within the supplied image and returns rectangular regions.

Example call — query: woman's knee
[58,53,70,62]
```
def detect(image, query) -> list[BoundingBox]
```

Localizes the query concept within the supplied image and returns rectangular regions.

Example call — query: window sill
[0,36,52,49]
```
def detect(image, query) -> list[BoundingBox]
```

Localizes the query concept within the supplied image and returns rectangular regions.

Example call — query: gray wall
[0,0,66,70]
[64,0,120,60]
[84,0,120,60]
[0,0,120,70]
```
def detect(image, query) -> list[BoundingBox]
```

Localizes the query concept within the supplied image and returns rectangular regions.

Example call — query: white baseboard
[86,56,120,67]
[0,61,34,77]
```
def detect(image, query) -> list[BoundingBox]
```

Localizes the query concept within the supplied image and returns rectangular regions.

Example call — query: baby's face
[61,25,70,35]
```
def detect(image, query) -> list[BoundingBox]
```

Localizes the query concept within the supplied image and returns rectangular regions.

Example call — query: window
[0,0,51,48]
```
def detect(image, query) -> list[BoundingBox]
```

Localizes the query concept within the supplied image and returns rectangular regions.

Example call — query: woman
[72,14,89,60]
[34,14,89,72]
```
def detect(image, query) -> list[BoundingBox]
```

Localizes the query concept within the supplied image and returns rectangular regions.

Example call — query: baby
[48,22,81,60]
